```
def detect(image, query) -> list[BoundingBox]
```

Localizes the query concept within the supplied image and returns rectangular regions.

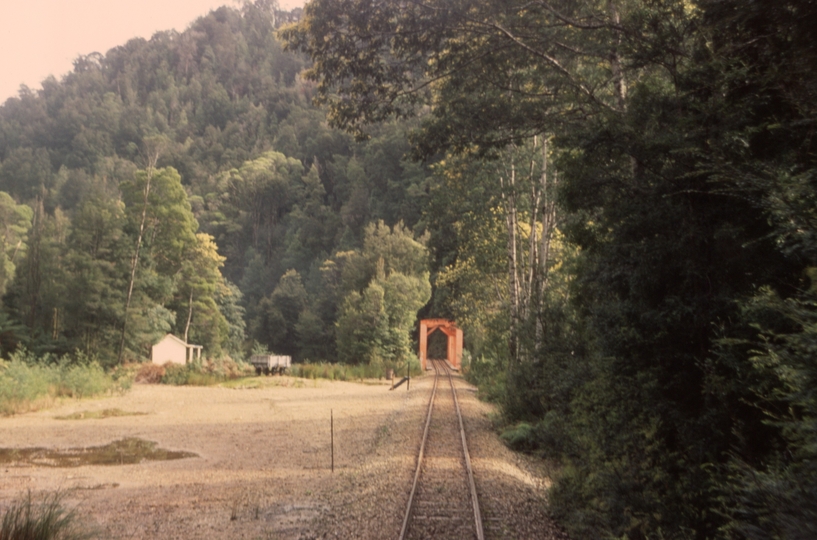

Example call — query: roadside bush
[0,360,52,415]
[57,362,112,398]
[156,357,253,386]
[134,363,164,384]
[0,350,124,415]
[160,363,189,385]
[196,356,254,380]
[499,411,577,461]
[465,354,506,403]
[500,422,536,452]
[108,364,135,392]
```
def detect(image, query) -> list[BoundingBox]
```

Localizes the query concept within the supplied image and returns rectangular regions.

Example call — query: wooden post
[330,409,334,473]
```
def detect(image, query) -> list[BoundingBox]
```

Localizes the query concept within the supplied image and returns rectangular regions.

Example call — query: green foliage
[335,221,431,364]
[159,357,253,386]
[0,491,94,540]
[120,167,198,275]
[0,191,32,298]
[0,358,51,415]
[0,350,121,415]
[464,354,506,404]
[254,269,308,358]
[57,362,112,399]
[0,4,432,368]
[215,280,247,360]
[335,284,389,364]
[61,190,128,362]
[173,233,229,355]
[160,363,190,386]
[290,356,420,381]
[716,289,817,535]
[499,422,536,453]
[289,0,817,537]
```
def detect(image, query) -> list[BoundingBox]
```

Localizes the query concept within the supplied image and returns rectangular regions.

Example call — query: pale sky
[0,0,305,103]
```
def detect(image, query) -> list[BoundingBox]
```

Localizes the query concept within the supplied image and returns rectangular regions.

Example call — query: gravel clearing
[0,373,567,539]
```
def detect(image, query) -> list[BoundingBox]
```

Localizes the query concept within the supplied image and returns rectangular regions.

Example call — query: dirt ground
[0,373,567,539]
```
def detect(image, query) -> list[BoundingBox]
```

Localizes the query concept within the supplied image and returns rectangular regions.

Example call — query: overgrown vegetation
[0,350,129,415]
[289,356,420,382]
[0,2,432,384]
[0,3,432,369]
[130,357,253,386]
[288,0,817,537]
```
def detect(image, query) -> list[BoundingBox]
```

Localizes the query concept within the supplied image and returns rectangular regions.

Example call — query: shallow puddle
[54,408,147,420]
[0,438,197,467]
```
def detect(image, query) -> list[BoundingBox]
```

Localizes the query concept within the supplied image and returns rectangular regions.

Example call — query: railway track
[399,359,484,540]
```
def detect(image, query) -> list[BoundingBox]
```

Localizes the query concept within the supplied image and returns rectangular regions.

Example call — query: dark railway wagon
[250,354,291,375]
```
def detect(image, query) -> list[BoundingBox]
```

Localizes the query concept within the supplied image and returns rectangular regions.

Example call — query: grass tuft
[0,491,94,540]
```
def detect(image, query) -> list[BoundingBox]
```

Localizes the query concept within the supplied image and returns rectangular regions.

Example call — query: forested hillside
[0,2,429,366]
[286,0,817,538]
[2,0,816,537]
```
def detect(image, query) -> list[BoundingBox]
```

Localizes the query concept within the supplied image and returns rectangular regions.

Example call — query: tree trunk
[117,144,162,364]
[537,138,557,347]
[608,0,628,110]
[501,161,520,366]
[184,289,193,343]
[117,174,151,363]
[25,199,44,330]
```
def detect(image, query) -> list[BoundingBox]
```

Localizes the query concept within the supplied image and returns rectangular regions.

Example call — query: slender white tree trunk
[184,289,193,343]
[117,171,151,364]
[501,161,520,365]
[536,138,558,347]
[608,0,628,110]
[117,140,163,363]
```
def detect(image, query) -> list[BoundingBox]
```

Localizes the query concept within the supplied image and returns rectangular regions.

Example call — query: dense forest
[0,2,430,369]
[285,0,817,538]
[1,0,816,537]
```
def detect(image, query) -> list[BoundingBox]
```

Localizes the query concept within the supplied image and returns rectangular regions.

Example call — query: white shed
[151,334,203,365]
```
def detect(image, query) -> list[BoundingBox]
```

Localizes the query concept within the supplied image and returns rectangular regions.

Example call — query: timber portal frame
[418,319,463,371]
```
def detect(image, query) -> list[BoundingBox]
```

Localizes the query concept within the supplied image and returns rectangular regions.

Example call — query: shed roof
[156,334,202,349]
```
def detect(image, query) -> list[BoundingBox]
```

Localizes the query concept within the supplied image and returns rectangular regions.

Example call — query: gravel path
[0,374,567,539]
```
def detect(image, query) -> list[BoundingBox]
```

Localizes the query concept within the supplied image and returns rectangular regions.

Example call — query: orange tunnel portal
[418,319,463,371]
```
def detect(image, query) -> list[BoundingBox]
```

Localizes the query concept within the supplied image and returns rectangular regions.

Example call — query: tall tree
[175,233,227,352]
[118,166,198,360]
[334,221,430,364]
[0,192,32,299]
[62,189,128,360]
[282,0,646,150]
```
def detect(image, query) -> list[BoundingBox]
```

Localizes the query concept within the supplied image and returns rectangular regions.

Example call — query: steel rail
[398,360,484,540]
[444,361,485,540]
[398,359,440,539]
